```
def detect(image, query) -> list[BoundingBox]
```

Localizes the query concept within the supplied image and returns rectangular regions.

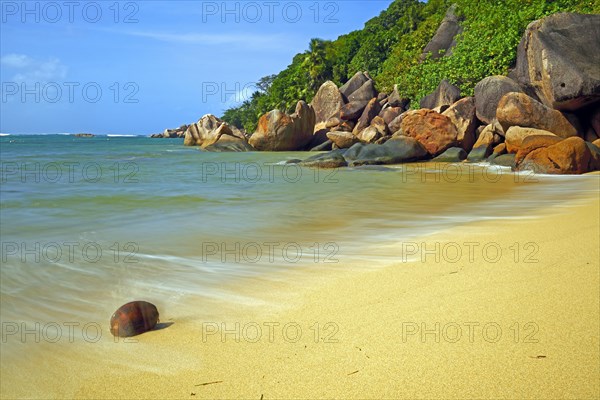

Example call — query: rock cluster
[159,12,599,174]
[291,12,600,174]
[184,115,251,150]
[304,72,414,151]
[150,125,189,138]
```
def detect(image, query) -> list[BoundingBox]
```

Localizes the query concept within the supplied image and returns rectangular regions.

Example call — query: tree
[256,74,276,94]
[303,38,331,92]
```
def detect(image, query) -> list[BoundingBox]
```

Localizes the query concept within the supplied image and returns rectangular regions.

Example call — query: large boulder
[514,135,565,165]
[473,124,498,149]
[184,115,247,148]
[356,116,389,144]
[326,131,358,149]
[161,125,188,138]
[493,143,507,156]
[339,72,370,99]
[381,107,403,125]
[353,98,382,136]
[306,126,331,150]
[517,136,596,174]
[343,137,429,166]
[420,4,463,60]
[514,13,600,111]
[474,76,524,125]
[309,139,333,152]
[311,81,345,125]
[356,126,382,144]
[467,123,498,162]
[204,141,255,152]
[400,109,459,156]
[505,127,558,153]
[467,145,493,163]
[249,101,316,151]
[299,149,347,169]
[432,147,467,163]
[496,92,577,138]
[442,97,478,151]
[388,113,407,134]
[490,153,516,168]
[387,84,410,109]
[348,80,378,105]
[420,80,461,110]
[370,116,389,136]
[340,101,367,121]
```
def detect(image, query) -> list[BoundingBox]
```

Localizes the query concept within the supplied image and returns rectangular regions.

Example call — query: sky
[0,0,394,134]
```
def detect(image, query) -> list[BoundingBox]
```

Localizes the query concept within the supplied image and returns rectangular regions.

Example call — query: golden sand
[1,195,598,399]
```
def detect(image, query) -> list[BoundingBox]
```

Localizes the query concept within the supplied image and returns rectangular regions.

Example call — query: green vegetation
[222,0,600,132]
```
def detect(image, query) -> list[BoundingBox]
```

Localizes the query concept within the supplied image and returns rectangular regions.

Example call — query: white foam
[106,134,140,137]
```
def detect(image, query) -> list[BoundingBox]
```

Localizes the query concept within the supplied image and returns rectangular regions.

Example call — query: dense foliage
[222,0,600,132]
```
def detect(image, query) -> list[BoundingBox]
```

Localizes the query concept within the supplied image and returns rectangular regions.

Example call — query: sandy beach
[2,177,597,399]
[3,1,600,398]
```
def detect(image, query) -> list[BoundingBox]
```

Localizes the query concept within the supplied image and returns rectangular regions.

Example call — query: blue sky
[1,0,394,134]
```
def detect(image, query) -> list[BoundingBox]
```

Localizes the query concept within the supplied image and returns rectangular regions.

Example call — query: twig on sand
[347,370,359,376]
[195,381,223,386]
[529,355,547,359]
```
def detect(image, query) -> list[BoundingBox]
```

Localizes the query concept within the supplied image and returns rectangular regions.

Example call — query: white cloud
[109,29,288,49]
[1,54,67,83]
[1,54,33,68]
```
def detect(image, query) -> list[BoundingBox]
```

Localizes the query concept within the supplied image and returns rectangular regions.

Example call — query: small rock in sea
[110,301,159,337]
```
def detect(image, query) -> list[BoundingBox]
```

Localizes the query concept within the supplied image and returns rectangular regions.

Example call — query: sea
[1,133,599,362]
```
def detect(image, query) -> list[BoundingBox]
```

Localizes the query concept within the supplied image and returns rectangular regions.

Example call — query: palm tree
[304,38,329,92]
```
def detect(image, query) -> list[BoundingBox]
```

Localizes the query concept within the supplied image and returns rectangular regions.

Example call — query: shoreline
[2,175,598,399]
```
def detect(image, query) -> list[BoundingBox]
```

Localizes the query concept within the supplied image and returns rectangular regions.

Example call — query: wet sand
[2,180,598,399]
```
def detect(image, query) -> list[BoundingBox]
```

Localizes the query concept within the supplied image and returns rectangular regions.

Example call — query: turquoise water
[1,134,599,348]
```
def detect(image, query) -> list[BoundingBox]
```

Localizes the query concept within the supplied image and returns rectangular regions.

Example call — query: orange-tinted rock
[493,143,507,156]
[505,126,557,153]
[514,135,564,165]
[401,109,459,156]
[473,124,496,149]
[110,301,159,337]
[496,92,577,138]
[249,101,316,151]
[517,136,592,174]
